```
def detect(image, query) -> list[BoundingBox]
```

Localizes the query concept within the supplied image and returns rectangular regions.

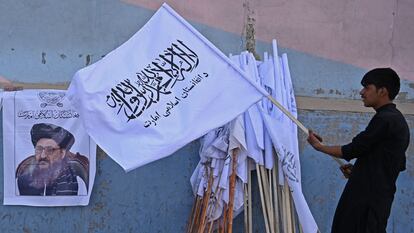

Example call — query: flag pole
[266,94,345,166]
[256,164,271,233]
[227,149,239,233]
[248,169,253,233]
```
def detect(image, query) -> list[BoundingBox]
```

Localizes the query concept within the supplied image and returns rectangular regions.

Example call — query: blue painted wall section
[1,1,413,232]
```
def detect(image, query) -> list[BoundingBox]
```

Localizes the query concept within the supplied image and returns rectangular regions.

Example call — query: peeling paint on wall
[315,88,325,95]
[86,54,91,66]
[41,52,46,64]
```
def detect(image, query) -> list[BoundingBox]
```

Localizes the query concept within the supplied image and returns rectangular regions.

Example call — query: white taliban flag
[67,3,266,171]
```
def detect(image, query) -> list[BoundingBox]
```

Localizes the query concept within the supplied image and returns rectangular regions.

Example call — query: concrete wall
[0,0,413,232]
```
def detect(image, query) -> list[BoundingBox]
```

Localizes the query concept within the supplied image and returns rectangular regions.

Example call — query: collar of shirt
[375,103,396,113]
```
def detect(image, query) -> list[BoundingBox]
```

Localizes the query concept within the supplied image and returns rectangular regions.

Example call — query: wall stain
[1,214,11,221]
[315,88,325,94]
[86,54,91,66]
[41,52,46,64]
[92,202,106,212]
[23,226,31,233]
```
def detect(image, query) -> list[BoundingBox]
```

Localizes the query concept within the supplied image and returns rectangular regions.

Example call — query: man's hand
[307,130,323,151]
[340,164,353,179]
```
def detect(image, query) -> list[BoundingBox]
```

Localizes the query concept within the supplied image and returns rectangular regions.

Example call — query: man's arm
[307,130,343,158]
[307,130,354,178]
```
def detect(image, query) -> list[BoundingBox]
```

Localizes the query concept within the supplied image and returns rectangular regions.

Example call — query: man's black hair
[361,68,400,100]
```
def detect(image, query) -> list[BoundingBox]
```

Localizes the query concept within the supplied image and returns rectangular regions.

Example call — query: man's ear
[379,87,389,97]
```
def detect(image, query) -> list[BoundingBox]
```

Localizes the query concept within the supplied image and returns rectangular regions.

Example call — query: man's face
[34,138,65,170]
[359,84,383,108]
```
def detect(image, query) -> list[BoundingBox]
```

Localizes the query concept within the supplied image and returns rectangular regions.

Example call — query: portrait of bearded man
[15,123,89,196]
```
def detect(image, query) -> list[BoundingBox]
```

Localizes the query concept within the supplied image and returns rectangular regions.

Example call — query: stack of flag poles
[187,39,344,233]
[231,40,304,233]
[187,40,286,233]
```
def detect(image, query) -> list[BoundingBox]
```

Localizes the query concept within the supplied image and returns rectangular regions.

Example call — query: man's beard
[29,159,64,189]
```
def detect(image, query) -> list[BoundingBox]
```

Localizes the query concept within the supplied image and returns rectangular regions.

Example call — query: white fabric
[261,112,318,233]
[259,40,318,233]
[2,90,96,206]
[67,3,266,171]
[190,125,229,197]
[190,124,245,221]
[226,114,249,213]
[270,41,288,185]
[258,55,276,169]
[230,53,264,165]
[189,45,316,229]
[281,53,301,180]
[190,114,249,222]
[228,114,249,183]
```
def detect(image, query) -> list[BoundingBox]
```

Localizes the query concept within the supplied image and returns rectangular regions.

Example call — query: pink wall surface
[122,0,414,81]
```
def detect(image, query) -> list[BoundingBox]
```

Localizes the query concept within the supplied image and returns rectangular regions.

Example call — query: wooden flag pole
[227,149,239,233]
[244,183,249,233]
[283,184,293,233]
[290,193,299,233]
[221,203,228,233]
[188,196,203,233]
[186,196,199,233]
[266,168,275,233]
[248,167,253,233]
[259,166,275,233]
[266,95,345,166]
[271,163,280,233]
[283,183,294,233]
[197,166,214,233]
[256,164,271,233]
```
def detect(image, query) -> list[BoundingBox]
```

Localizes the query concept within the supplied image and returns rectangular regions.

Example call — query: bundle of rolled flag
[186,40,319,233]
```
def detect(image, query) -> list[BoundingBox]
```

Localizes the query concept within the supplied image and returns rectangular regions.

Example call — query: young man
[307,68,410,233]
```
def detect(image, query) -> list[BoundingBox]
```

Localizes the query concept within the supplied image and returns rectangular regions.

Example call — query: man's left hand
[340,163,353,179]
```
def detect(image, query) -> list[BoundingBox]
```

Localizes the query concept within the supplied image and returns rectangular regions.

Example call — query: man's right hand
[307,130,323,151]
[340,164,353,179]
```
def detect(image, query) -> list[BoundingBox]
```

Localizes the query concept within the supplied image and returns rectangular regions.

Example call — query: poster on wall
[2,89,96,206]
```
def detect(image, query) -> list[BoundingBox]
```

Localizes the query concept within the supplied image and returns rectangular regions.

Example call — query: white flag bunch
[189,40,318,233]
